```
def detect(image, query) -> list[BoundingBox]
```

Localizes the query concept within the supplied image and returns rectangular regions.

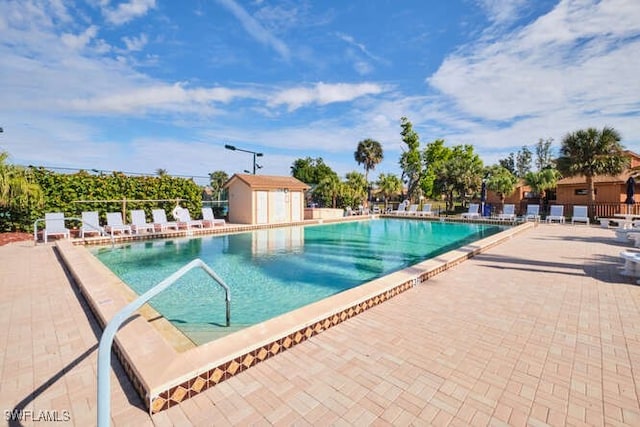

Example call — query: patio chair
[461,203,480,219]
[417,203,434,217]
[130,209,155,234]
[496,204,516,221]
[524,205,540,222]
[546,205,565,224]
[392,202,407,215]
[174,207,204,229]
[104,212,132,236]
[152,209,179,232]
[80,211,104,238]
[202,207,226,227]
[571,205,590,225]
[43,212,70,243]
[406,204,419,216]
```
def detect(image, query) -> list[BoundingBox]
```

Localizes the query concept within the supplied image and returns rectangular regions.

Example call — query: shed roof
[223,174,310,190]
[556,171,634,185]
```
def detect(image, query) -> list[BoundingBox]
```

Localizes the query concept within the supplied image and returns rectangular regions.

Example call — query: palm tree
[354,139,383,184]
[376,173,402,211]
[557,127,628,205]
[523,169,560,201]
[485,166,518,205]
[0,151,43,210]
[155,168,168,177]
[315,174,342,208]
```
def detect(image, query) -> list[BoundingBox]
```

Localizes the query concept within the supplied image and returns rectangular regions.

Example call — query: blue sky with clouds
[1,0,639,185]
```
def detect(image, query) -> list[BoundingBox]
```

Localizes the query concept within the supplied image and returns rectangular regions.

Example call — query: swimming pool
[91,218,505,344]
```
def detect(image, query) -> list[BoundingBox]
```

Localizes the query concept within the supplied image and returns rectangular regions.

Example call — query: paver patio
[1,224,640,426]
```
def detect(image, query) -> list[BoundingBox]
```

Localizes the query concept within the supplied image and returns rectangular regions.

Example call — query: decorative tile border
[149,279,415,413]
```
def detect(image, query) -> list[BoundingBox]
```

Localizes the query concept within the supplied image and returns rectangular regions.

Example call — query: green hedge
[0,168,203,232]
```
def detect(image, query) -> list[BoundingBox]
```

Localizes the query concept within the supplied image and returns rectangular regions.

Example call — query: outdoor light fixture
[224,144,264,174]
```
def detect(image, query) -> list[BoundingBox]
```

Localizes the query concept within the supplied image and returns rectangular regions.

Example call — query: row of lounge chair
[40,207,225,242]
[392,203,436,216]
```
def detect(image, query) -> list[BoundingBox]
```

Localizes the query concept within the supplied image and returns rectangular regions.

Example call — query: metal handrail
[97,258,230,427]
[33,216,114,245]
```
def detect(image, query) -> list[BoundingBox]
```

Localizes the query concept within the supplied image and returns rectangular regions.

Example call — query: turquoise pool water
[91,219,505,344]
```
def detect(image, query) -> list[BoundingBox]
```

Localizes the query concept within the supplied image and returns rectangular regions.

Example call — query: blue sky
[1,0,639,185]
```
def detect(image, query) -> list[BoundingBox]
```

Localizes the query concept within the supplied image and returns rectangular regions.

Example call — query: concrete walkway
[1,224,640,426]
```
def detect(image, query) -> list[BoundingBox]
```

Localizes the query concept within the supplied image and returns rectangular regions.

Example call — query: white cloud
[476,0,529,25]
[102,0,156,25]
[216,0,290,60]
[122,33,148,51]
[269,82,386,111]
[61,25,99,50]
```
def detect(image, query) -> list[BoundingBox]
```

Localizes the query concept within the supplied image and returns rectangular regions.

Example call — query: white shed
[223,174,309,225]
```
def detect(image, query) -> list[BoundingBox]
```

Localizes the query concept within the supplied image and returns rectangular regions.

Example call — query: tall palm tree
[556,126,628,204]
[354,138,384,184]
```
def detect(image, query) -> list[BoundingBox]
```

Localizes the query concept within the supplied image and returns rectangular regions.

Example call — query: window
[574,189,596,196]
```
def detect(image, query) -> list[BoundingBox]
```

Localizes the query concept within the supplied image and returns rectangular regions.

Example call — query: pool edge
[55,220,536,414]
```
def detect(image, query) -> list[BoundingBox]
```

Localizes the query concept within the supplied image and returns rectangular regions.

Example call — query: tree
[534,138,555,170]
[342,172,368,208]
[376,173,403,210]
[516,146,532,177]
[485,166,518,204]
[398,117,422,202]
[421,139,450,199]
[498,153,515,175]
[433,145,483,211]
[0,151,43,210]
[523,169,560,200]
[315,173,342,208]
[556,126,628,204]
[354,138,383,185]
[291,157,336,185]
[208,170,229,200]
[155,168,168,176]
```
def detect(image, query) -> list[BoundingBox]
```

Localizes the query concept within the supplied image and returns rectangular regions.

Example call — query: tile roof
[223,174,310,190]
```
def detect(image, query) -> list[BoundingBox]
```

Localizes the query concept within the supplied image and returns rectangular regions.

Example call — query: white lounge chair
[417,204,434,217]
[202,207,225,227]
[524,205,540,222]
[546,205,565,224]
[571,205,590,225]
[461,203,480,219]
[43,212,70,243]
[497,204,516,221]
[104,212,132,236]
[130,209,155,234]
[152,209,179,232]
[80,211,103,238]
[392,202,407,215]
[406,204,419,216]
[175,207,204,229]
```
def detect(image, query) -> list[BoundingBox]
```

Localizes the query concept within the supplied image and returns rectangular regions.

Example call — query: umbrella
[480,181,487,203]
[626,176,635,205]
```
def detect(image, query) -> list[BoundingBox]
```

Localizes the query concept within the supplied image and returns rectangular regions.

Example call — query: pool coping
[55,218,536,414]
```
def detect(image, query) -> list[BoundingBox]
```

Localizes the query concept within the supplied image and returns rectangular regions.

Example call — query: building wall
[556,183,624,205]
[228,183,306,224]
[227,181,253,224]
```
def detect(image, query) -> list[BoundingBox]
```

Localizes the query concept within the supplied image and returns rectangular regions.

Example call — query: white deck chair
[571,205,590,225]
[104,212,132,236]
[152,209,179,231]
[405,204,419,216]
[524,205,540,222]
[43,212,70,243]
[497,204,516,221]
[175,207,204,229]
[80,211,103,238]
[130,209,155,234]
[546,205,565,224]
[461,203,480,219]
[392,202,407,215]
[202,207,225,227]
[417,204,434,217]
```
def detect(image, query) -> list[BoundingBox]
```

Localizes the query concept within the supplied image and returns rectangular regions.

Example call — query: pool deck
[2,223,640,426]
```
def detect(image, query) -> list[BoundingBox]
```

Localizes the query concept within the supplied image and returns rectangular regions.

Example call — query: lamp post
[224,144,263,175]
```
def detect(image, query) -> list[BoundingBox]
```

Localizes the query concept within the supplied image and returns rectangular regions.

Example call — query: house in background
[223,174,309,225]
[555,150,640,206]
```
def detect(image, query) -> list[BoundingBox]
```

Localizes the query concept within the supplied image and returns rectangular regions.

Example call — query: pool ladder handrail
[96,258,231,427]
